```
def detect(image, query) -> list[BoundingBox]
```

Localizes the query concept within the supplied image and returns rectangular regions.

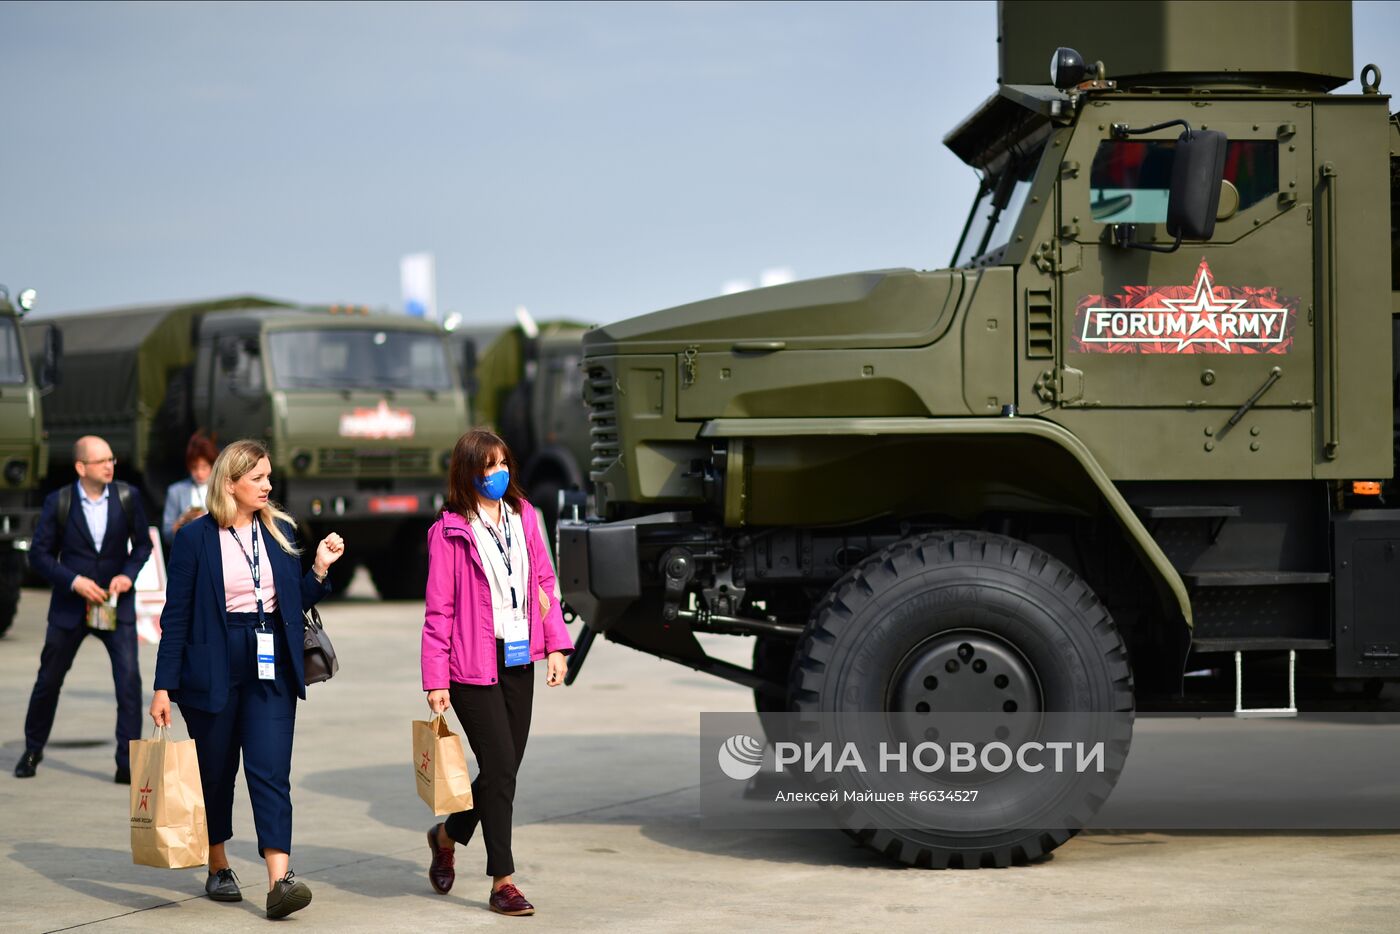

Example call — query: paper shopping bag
[413,715,474,815]
[129,727,209,869]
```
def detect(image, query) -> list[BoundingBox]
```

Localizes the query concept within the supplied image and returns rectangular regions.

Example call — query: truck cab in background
[465,313,591,540]
[0,284,54,636]
[25,297,466,600]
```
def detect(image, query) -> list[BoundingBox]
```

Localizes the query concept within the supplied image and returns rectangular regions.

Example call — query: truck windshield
[0,319,26,385]
[268,328,452,391]
[952,145,1041,267]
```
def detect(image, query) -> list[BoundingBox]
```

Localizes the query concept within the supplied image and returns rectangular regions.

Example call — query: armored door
[1051,99,1314,480]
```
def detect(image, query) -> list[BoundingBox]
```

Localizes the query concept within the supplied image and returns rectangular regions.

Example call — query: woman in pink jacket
[421,428,572,917]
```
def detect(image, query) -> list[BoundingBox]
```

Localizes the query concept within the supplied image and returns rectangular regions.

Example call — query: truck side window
[219,336,264,391]
[0,320,26,385]
[1090,139,1278,223]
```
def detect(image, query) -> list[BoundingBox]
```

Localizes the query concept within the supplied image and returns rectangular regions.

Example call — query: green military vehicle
[0,285,55,636]
[560,0,1400,867]
[26,297,466,599]
[467,312,591,538]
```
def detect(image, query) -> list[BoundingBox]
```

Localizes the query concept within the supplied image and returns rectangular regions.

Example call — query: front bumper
[0,498,40,547]
[558,511,693,631]
[281,478,446,524]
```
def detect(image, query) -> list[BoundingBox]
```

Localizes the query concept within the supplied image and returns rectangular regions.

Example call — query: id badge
[256,631,276,680]
[503,614,530,667]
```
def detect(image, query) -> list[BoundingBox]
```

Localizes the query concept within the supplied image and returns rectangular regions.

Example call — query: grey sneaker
[266,870,312,919]
[205,867,242,902]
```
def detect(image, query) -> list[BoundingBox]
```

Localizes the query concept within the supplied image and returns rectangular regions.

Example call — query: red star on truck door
[1072,258,1298,354]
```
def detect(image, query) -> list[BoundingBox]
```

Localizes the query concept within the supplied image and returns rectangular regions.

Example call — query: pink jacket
[421,500,573,690]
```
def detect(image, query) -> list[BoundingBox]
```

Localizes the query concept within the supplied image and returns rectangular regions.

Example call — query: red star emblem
[1158,262,1249,350]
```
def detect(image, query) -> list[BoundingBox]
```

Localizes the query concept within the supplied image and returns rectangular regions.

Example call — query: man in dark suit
[14,435,153,784]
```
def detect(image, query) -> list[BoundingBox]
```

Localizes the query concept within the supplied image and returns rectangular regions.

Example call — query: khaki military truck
[560,0,1400,867]
[26,297,466,599]
[0,285,56,636]
[466,312,591,539]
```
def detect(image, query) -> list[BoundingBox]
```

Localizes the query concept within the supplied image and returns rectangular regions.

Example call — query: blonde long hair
[206,439,301,555]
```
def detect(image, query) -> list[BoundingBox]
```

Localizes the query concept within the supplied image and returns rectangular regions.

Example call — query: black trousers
[444,640,535,877]
[23,619,142,770]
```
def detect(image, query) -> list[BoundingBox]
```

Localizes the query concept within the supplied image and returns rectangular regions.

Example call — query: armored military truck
[0,285,55,636]
[560,0,1400,867]
[26,297,466,599]
[468,314,591,538]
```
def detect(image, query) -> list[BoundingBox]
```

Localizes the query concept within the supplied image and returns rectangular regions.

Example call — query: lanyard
[480,510,517,610]
[228,523,268,629]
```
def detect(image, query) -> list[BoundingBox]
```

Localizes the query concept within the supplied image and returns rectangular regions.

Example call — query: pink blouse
[220,523,279,614]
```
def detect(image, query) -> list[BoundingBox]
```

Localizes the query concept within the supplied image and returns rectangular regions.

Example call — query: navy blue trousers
[23,620,142,770]
[179,612,297,857]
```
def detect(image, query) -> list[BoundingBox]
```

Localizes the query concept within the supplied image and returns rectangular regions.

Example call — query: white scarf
[469,505,529,640]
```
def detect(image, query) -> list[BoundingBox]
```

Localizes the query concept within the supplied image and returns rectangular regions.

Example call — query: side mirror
[39,324,62,391]
[1166,129,1227,240]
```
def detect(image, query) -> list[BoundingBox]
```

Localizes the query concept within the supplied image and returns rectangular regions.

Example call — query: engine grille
[317,447,432,475]
[587,366,618,479]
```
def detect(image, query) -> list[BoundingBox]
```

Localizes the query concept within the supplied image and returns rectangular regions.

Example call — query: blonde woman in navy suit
[149,439,345,920]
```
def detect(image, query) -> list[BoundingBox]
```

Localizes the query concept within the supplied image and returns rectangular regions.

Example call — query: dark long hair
[444,428,527,519]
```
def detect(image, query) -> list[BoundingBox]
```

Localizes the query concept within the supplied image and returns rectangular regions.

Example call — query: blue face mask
[475,468,510,501]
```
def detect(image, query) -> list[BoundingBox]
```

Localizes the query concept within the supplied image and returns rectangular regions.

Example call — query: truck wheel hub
[887,629,1041,716]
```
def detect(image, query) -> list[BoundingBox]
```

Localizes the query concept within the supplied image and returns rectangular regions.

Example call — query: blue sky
[2,1,1396,325]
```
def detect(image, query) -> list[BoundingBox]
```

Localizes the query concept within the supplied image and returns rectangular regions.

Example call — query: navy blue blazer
[153,513,332,713]
[29,483,153,629]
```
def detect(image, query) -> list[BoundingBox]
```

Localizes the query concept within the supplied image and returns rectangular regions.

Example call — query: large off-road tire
[790,530,1134,869]
[0,547,24,637]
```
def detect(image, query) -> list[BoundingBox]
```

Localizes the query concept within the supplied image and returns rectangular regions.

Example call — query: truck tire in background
[367,522,431,600]
[790,530,1135,868]
[325,557,358,600]
[527,476,563,547]
[0,547,24,637]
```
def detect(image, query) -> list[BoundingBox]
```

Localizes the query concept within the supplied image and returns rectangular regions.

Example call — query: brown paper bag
[129,727,209,869]
[413,715,474,815]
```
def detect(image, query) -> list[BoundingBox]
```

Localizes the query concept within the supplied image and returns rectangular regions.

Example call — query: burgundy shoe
[489,883,535,916]
[427,824,455,894]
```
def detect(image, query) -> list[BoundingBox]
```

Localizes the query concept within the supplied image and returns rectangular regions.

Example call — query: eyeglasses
[81,457,117,466]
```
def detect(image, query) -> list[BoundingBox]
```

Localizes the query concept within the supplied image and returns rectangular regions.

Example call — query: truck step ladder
[1233,649,1298,718]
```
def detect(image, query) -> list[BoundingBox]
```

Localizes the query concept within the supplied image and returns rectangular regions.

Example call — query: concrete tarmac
[2,573,1398,933]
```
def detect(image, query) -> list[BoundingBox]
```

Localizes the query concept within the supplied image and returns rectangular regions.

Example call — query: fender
[698,415,1193,630]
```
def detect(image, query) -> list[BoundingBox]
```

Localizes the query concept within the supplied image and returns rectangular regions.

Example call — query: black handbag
[302,607,339,684]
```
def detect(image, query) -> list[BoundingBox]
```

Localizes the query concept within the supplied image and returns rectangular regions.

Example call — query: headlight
[292,451,312,472]
[4,460,28,485]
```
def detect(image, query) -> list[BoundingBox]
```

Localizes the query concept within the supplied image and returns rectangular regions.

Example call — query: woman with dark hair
[162,432,219,547]
[421,428,572,917]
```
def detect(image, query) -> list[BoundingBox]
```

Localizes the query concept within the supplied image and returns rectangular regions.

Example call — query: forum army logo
[1073,259,1298,354]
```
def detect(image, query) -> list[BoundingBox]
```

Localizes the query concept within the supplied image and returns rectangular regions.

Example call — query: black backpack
[53,482,141,554]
